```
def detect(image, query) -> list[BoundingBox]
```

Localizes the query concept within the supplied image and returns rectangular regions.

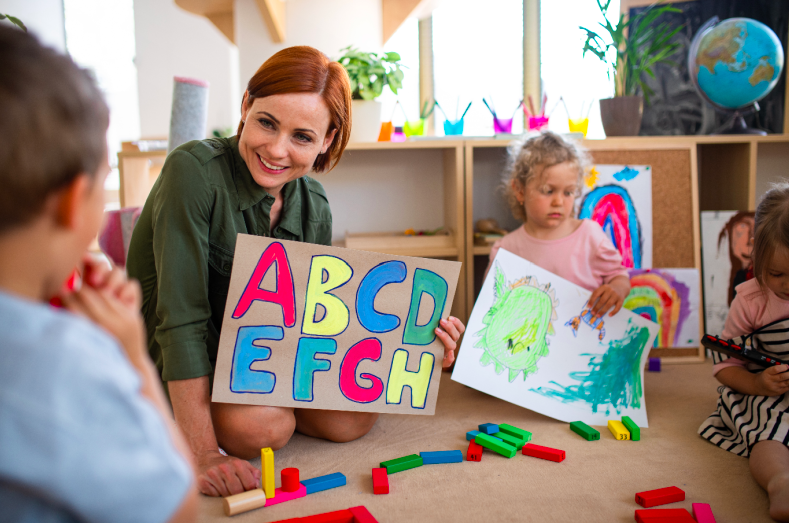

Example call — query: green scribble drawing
[475,263,559,382]
[530,322,650,415]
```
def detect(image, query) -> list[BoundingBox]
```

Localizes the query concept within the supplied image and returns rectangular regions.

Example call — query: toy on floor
[420,450,463,464]
[372,468,388,495]
[648,357,661,372]
[521,443,565,463]
[621,416,641,441]
[475,433,517,458]
[467,441,483,461]
[691,503,717,523]
[380,454,423,474]
[635,486,685,508]
[608,420,631,440]
[268,505,379,523]
[569,421,600,440]
[222,447,346,516]
[634,508,695,522]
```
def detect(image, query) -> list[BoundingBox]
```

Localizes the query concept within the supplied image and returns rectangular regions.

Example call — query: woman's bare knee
[295,410,378,442]
[212,404,296,458]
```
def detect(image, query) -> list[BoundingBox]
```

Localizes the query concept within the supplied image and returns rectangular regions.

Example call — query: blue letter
[293,337,337,402]
[403,269,448,345]
[356,261,407,333]
[230,326,283,394]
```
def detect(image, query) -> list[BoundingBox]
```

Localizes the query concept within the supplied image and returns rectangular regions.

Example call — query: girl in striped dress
[698,183,789,521]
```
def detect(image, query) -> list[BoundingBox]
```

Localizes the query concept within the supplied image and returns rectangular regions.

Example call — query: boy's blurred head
[0,25,109,235]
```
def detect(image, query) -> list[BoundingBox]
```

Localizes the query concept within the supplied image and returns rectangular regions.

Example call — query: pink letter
[232,242,296,327]
[339,338,384,403]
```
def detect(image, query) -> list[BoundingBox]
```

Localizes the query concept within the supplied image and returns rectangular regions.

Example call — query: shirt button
[224,264,231,271]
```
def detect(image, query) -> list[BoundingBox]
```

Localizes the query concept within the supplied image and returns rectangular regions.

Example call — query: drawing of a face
[731,217,754,267]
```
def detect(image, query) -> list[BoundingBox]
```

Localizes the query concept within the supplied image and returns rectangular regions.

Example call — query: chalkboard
[626,0,789,135]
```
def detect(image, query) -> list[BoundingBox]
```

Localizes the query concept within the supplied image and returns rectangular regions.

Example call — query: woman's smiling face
[238,92,337,197]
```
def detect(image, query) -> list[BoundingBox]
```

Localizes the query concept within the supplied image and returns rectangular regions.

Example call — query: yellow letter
[386,349,435,409]
[302,255,352,336]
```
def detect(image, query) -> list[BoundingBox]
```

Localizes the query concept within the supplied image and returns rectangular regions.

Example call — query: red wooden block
[467,440,483,461]
[349,505,379,523]
[281,467,300,493]
[299,510,354,523]
[372,467,389,494]
[521,443,565,462]
[635,486,685,508]
[635,508,695,523]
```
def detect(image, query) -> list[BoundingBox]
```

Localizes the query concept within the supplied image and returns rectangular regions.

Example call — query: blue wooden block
[466,430,481,441]
[301,472,346,494]
[479,423,499,435]
[420,450,463,464]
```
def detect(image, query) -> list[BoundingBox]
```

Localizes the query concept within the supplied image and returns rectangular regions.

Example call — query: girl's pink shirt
[714,277,789,375]
[485,219,630,292]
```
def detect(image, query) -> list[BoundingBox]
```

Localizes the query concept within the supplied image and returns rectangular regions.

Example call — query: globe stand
[713,104,766,136]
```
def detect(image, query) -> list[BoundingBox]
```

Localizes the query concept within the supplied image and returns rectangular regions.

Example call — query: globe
[688,17,784,134]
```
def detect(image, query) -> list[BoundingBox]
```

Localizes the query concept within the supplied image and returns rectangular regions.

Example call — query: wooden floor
[197,363,772,523]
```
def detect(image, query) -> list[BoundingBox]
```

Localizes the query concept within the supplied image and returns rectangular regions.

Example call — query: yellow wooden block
[608,420,631,440]
[261,447,275,499]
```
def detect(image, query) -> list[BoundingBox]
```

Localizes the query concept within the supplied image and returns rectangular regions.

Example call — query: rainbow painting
[624,268,700,348]
[578,165,652,269]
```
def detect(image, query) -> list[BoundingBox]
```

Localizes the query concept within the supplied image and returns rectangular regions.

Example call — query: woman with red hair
[128,47,465,498]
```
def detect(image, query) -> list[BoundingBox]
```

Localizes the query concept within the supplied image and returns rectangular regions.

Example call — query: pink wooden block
[348,505,379,523]
[265,484,307,507]
[692,503,716,523]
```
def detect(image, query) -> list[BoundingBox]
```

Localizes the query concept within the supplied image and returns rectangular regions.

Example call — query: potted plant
[337,46,404,142]
[581,0,682,136]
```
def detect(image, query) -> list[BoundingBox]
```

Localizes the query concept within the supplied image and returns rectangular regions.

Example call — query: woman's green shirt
[127,137,332,382]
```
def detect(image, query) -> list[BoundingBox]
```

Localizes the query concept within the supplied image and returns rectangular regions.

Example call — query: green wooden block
[475,433,517,458]
[498,423,532,444]
[380,454,423,473]
[569,421,600,441]
[494,431,525,449]
[621,416,640,441]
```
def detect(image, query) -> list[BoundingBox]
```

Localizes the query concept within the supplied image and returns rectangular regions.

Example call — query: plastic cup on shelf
[568,118,589,137]
[528,116,550,131]
[443,119,464,136]
[391,126,406,142]
[377,121,393,142]
[493,117,513,134]
[403,119,425,137]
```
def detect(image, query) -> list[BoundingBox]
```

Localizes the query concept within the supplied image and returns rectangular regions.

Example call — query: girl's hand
[588,284,624,318]
[755,365,789,396]
[435,316,466,368]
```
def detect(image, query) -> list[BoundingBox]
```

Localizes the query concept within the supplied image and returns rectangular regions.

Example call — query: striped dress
[698,280,789,457]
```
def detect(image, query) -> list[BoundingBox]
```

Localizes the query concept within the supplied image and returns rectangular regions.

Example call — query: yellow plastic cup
[403,119,425,137]
[568,118,589,137]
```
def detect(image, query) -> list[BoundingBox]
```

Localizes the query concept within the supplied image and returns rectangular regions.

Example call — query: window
[380,17,420,129]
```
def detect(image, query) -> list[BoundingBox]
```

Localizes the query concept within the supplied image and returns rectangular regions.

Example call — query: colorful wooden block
[691,503,717,523]
[298,510,354,523]
[570,421,600,441]
[281,467,300,492]
[466,430,481,441]
[420,450,463,464]
[467,440,483,461]
[348,506,379,523]
[522,443,565,462]
[372,468,389,495]
[608,420,631,440]
[301,472,346,494]
[266,484,307,507]
[493,431,525,449]
[648,357,661,372]
[261,447,276,499]
[635,508,694,522]
[635,486,686,508]
[380,454,423,473]
[622,416,641,441]
[498,423,532,444]
[478,423,499,434]
[222,489,268,516]
[475,433,516,458]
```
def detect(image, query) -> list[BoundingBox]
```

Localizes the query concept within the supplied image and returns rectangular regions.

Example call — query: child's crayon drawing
[625,268,700,348]
[452,249,659,427]
[578,165,652,269]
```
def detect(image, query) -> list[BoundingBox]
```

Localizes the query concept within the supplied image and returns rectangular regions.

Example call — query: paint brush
[511,100,523,118]
[528,95,536,116]
[434,101,449,120]
[559,96,570,119]
[482,98,497,118]
[459,102,473,120]
[541,93,547,116]
[585,99,594,118]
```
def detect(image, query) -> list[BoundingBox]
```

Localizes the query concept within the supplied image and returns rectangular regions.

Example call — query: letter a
[232,242,296,327]
[385,348,435,409]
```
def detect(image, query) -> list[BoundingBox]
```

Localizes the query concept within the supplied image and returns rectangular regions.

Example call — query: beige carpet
[198,363,772,523]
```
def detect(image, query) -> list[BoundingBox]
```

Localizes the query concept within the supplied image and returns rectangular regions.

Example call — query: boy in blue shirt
[0,26,197,522]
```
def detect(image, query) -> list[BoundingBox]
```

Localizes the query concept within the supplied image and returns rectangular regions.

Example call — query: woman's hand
[196,450,261,497]
[755,365,789,396]
[588,275,631,319]
[435,316,466,368]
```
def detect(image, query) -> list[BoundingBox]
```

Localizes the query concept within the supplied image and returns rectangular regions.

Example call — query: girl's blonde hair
[753,182,789,285]
[503,131,591,222]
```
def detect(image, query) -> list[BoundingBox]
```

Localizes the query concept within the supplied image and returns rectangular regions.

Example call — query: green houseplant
[581,0,682,136]
[337,46,405,142]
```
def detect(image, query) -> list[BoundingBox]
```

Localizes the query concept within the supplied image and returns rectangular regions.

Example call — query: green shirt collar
[231,137,303,237]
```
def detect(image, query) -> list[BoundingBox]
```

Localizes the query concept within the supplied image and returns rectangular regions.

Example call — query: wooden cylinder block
[222,488,267,516]
[281,467,300,492]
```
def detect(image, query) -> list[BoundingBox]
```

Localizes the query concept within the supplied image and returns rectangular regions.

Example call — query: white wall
[0,0,66,52]
[235,0,382,91]
[133,0,239,139]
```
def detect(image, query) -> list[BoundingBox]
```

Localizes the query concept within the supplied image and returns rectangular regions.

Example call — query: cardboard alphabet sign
[212,234,461,415]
